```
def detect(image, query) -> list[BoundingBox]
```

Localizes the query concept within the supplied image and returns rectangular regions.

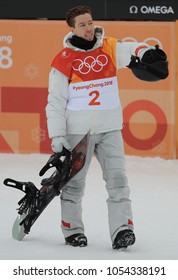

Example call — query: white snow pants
[60,130,134,243]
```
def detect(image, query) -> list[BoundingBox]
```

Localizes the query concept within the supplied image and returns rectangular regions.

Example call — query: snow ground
[0,153,178,260]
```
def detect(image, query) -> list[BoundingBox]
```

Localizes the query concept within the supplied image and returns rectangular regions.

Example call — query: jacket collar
[63,26,104,52]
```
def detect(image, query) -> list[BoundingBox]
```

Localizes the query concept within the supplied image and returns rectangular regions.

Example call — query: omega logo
[130,6,138,14]
[129,5,174,15]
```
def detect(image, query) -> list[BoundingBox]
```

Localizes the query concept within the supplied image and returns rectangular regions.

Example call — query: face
[71,13,94,41]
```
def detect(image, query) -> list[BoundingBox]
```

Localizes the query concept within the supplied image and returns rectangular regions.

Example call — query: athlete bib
[51,37,120,111]
[68,76,119,110]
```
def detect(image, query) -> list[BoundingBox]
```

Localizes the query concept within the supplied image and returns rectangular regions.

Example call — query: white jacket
[46,27,150,138]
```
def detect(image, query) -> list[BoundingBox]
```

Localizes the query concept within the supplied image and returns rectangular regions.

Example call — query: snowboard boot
[112,229,135,250]
[65,233,87,247]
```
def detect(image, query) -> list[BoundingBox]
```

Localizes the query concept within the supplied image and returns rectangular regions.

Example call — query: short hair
[66,5,92,27]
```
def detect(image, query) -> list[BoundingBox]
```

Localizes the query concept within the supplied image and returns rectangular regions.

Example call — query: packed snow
[0,153,178,260]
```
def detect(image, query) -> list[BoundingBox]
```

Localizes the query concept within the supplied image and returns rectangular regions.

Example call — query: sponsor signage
[0,20,175,158]
[0,0,177,21]
[107,0,177,21]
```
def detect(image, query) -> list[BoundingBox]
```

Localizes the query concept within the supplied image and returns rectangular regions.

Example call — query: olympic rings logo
[72,54,108,74]
[122,37,163,49]
[122,100,167,150]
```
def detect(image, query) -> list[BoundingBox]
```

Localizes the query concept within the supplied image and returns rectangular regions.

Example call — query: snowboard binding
[3,132,89,239]
[3,148,72,234]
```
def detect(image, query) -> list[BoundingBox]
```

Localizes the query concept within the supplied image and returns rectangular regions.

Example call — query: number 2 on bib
[89,90,101,106]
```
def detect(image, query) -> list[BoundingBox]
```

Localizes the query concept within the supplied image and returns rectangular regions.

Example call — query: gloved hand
[141,45,167,64]
[51,136,71,153]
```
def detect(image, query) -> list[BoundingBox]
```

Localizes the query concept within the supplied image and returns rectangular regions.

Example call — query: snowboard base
[4,132,89,241]
[12,213,26,241]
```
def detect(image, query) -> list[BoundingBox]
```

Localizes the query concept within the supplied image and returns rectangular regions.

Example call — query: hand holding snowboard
[3,132,89,241]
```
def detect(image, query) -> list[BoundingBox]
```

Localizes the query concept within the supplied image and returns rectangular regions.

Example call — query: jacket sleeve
[116,41,152,69]
[46,67,69,138]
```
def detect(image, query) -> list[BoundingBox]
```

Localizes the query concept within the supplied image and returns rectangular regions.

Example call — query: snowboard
[3,132,89,241]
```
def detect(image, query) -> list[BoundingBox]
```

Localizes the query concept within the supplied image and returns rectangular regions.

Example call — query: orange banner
[176,21,178,159]
[0,20,176,158]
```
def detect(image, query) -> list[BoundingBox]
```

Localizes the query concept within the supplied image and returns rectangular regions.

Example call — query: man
[46,5,167,249]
